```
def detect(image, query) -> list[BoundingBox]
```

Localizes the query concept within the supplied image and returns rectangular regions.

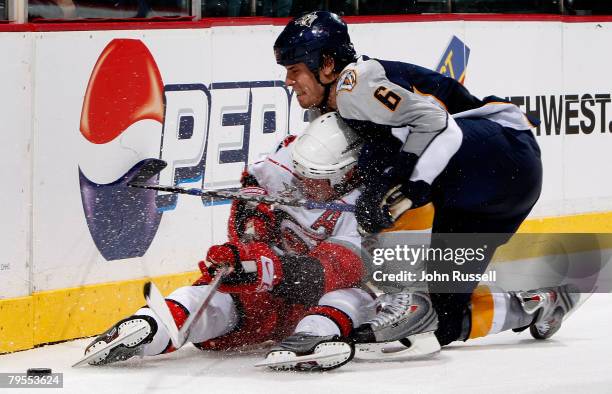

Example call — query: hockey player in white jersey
[81,113,377,371]
[272,11,571,358]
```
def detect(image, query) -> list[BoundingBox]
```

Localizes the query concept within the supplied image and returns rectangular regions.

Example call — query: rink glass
[13,0,612,22]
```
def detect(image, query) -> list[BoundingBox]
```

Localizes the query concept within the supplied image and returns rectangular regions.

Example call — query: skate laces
[367,292,413,330]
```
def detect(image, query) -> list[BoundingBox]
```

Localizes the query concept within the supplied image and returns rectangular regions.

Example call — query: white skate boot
[352,291,440,361]
[256,333,354,371]
[75,315,158,366]
[513,284,580,339]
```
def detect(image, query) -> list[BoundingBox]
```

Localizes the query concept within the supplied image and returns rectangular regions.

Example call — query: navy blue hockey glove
[358,181,434,234]
[356,148,429,234]
[356,176,422,234]
[356,172,397,234]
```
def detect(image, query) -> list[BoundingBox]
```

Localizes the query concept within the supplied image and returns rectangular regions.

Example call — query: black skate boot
[351,291,440,360]
[255,333,354,371]
[513,284,580,340]
[83,315,158,366]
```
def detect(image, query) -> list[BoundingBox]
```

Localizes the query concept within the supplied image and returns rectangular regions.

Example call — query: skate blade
[72,325,149,367]
[254,341,352,371]
[355,331,440,361]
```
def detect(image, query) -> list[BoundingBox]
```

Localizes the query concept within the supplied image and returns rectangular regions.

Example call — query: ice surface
[1,294,610,394]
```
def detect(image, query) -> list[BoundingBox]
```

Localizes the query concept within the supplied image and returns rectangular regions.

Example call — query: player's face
[284,63,325,109]
[297,175,337,202]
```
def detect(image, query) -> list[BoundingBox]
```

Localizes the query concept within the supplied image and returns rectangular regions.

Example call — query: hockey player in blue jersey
[273,11,553,357]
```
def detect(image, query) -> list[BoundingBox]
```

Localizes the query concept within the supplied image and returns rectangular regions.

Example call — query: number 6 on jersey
[374,86,402,111]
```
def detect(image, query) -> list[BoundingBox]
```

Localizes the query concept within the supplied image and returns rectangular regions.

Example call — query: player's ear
[319,55,337,83]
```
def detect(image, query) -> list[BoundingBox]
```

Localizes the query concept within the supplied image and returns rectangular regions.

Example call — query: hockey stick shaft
[143,282,182,348]
[127,158,355,213]
[143,266,230,349]
[177,266,229,347]
[130,182,355,212]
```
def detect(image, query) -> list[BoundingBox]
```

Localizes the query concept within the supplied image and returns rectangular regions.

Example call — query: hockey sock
[135,285,239,355]
[468,285,533,339]
[296,288,376,337]
[295,315,341,337]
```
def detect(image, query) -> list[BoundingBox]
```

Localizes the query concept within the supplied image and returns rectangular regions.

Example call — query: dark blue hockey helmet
[274,11,356,73]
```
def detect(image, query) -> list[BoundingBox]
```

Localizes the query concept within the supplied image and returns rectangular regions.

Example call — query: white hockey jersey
[248,138,361,256]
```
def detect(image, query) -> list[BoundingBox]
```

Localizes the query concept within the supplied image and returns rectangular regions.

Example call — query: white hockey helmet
[291,112,362,189]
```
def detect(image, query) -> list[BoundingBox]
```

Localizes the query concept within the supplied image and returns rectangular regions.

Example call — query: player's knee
[164,285,238,338]
[166,285,210,311]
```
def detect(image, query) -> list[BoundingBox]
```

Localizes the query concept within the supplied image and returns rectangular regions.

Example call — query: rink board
[0,19,612,352]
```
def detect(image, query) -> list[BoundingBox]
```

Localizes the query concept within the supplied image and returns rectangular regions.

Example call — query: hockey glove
[356,179,412,234]
[356,151,427,234]
[198,242,283,294]
[228,173,278,244]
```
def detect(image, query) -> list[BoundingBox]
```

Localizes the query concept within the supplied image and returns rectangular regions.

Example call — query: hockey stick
[143,282,181,348]
[143,266,230,349]
[127,158,356,213]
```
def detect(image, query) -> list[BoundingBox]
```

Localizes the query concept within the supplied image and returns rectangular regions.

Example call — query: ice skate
[76,315,158,366]
[352,291,440,360]
[513,284,581,340]
[255,333,354,371]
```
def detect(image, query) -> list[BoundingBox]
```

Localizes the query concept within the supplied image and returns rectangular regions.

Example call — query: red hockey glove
[227,173,278,244]
[197,242,283,294]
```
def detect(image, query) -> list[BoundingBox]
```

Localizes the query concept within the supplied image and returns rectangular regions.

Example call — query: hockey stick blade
[127,158,168,186]
[128,182,356,212]
[72,325,150,367]
[143,282,182,349]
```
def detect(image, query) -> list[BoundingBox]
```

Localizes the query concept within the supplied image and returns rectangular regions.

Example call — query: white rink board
[0,20,611,295]
[561,23,612,213]
[0,33,32,298]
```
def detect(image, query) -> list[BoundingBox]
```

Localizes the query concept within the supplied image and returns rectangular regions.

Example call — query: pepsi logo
[78,38,308,261]
[79,39,166,261]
